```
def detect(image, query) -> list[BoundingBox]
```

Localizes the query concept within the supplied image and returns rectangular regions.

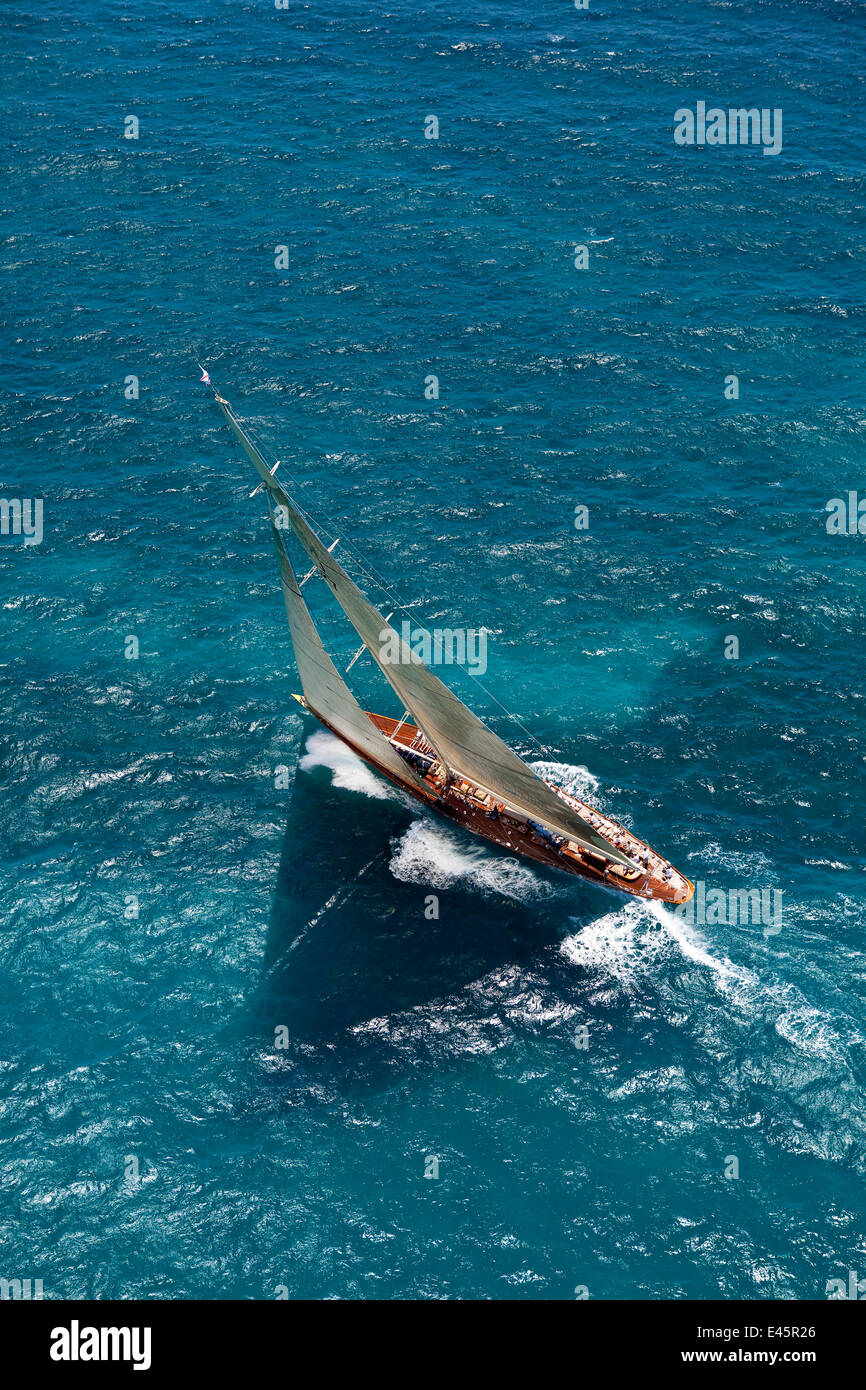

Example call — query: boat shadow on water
[251,753,598,1043]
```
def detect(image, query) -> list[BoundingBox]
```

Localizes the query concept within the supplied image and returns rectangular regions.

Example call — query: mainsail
[216,394,639,870]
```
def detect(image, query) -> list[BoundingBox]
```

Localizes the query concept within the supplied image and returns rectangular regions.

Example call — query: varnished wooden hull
[294,698,694,906]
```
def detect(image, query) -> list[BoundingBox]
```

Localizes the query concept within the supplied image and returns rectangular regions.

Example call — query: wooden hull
[294,697,694,906]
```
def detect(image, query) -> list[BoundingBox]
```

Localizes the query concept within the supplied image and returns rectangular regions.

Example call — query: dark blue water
[1,0,864,1300]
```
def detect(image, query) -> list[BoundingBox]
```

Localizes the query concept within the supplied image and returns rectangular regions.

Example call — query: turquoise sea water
[1,0,864,1299]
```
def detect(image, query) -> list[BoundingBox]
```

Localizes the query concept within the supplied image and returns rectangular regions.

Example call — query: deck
[366,712,693,905]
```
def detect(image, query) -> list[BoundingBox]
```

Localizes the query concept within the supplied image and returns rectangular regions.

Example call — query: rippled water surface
[1,0,864,1299]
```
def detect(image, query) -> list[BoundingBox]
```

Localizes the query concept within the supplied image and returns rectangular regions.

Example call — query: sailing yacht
[210,383,694,905]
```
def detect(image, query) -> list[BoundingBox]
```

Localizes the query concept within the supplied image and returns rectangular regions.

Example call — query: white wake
[298,729,398,801]
[389,818,555,902]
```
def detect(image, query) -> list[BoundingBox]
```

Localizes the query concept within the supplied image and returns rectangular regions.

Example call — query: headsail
[216,393,639,870]
[266,508,428,792]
